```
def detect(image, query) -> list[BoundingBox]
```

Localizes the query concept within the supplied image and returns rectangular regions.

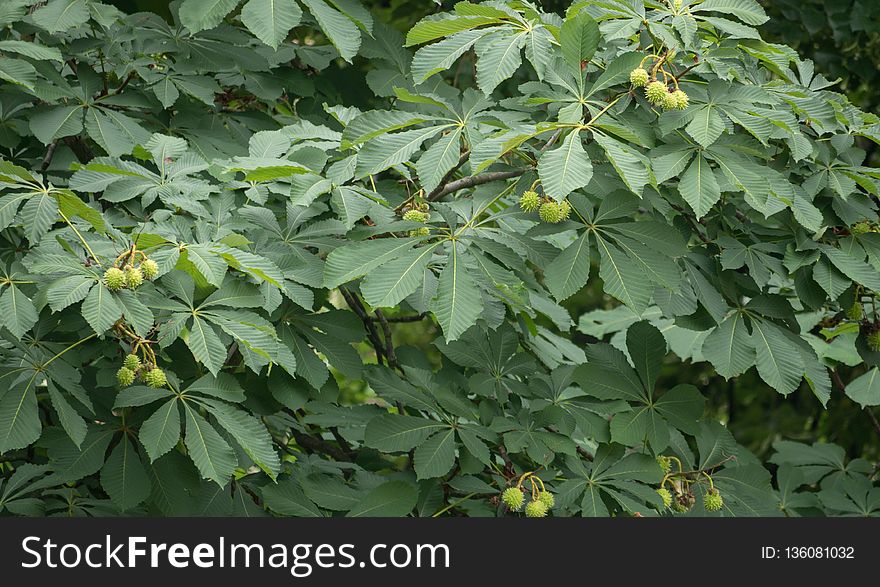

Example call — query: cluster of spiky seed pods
[103,249,159,292]
[500,472,555,517]
[519,189,571,223]
[656,455,724,513]
[402,202,431,237]
[630,68,689,110]
[116,353,167,389]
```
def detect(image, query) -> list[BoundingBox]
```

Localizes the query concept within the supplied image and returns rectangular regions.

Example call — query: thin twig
[428,169,528,201]
[40,141,58,173]
[369,313,426,323]
[340,287,386,365]
[374,309,400,371]
[425,151,469,201]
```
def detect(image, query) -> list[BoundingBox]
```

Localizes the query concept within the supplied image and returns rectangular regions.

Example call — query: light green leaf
[0,284,37,339]
[538,130,593,202]
[845,368,880,408]
[679,154,721,218]
[702,312,755,379]
[178,0,239,33]
[361,242,439,307]
[431,243,483,342]
[545,231,590,301]
[183,403,237,486]
[100,436,150,511]
[414,428,456,479]
[81,284,123,334]
[139,399,181,462]
[560,10,599,69]
[240,0,302,49]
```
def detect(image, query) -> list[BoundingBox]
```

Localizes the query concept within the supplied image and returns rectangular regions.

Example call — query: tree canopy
[0,0,879,517]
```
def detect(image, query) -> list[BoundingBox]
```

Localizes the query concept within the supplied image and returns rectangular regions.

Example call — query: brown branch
[374,309,400,371]
[40,141,58,173]
[288,430,351,461]
[425,151,469,201]
[370,313,427,323]
[427,169,528,201]
[113,71,137,95]
[340,287,386,365]
[63,136,94,163]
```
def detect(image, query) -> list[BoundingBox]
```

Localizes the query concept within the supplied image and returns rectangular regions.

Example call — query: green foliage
[0,0,878,518]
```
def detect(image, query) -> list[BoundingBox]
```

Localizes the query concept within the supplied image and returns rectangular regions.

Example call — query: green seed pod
[141,258,159,280]
[704,489,723,512]
[660,90,678,110]
[671,89,689,109]
[673,492,695,513]
[868,331,880,352]
[846,302,863,321]
[501,487,525,511]
[123,354,141,371]
[657,488,673,508]
[144,368,167,389]
[852,221,873,235]
[645,81,668,105]
[116,366,135,387]
[403,209,429,223]
[539,200,571,223]
[408,227,431,237]
[656,455,672,474]
[104,267,126,291]
[519,190,541,212]
[629,67,649,87]
[524,500,548,518]
[537,490,555,509]
[125,266,144,289]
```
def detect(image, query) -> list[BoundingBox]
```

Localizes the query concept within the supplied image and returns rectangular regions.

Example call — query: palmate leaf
[544,230,590,301]
[538,130,593,202]
[475,30,526,96]
[679,154,721,218]
[845,368,880,408]
[592,132,652,196]
[355,125,450,177]
[595,234,651,313]
[241,0,302,49]
[364,414,447,452]
[139,399,182,462]
[182,403,237,486]
[411,28,487,83]
[324,237,420,288]
[198,398,280,480]
[0,284,38,339]
[361,242,440,307]
[100,435,151,511]
[416,127,464,194]
[750,319,804,395]
[301,0,362,62]
[178,0,240,33]
[414,428,456,480]
[430,242,483,342]
[346,480,418,517]
[702,312,755,379]
[0,372,41,453]
[81,284,123,334]
[560,10,599,69]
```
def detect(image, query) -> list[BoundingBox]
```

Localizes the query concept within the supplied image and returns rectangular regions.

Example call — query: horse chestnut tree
[0,0,878,517]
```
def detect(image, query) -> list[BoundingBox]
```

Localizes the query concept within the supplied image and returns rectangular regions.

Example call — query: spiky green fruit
[144,368,167,388]
[660,90,678,110]
[704,489,723,511]
[116,366,135,387]
[629,68,649,87]
[538,200,571,224]
[846,302,864,321]
[501,487,525,511]
[409,227,431,237]
[673,492,694,513]
[852,221,873,235]
[537,491,555,509]
[104,267,126,291]
[524,499,548,518]
[125,266,143,289]
[123,354,141,371]
[519,190,541,212]
[868,331,880,352]
[671,89,689,109]
[657,488,673,508]
[656,455,672,474]
[403,209,429,223]
[141,258,159,280]
[645,81,668,105]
